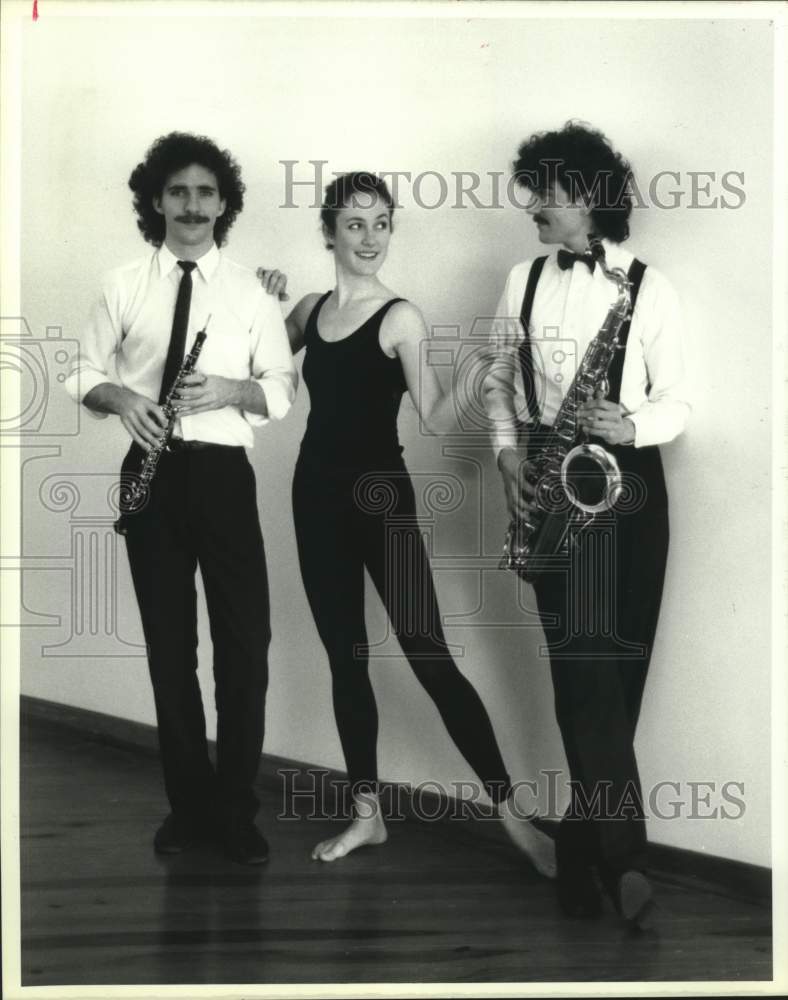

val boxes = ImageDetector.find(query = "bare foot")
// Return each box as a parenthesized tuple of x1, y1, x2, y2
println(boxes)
(311, 792, 388, 862)
(499, 791, 557, 880)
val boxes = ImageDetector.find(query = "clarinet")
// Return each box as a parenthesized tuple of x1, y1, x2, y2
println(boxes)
(114, 317, 210, 535)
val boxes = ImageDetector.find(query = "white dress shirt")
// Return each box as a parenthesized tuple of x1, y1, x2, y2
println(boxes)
(65, 243, 297, 448)
(485, 239, 691, 457)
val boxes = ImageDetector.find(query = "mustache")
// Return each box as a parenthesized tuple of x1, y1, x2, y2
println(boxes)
(533, 214, 548, 224)
(175, 214, 210, 224)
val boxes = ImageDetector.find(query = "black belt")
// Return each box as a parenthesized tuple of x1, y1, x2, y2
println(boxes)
(166, 439, 241, 453)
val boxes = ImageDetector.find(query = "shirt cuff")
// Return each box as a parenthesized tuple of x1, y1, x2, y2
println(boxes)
(64, 369, 112, 420)
(626, 411, 647, 447)
(627, 402, 691, 449)
(247, 374, 295, 426)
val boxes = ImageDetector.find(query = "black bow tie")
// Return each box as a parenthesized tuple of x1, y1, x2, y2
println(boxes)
(557, 249, 596, 273)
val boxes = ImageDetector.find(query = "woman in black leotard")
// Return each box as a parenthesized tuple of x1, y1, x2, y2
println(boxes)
(260, 172, 555, 871)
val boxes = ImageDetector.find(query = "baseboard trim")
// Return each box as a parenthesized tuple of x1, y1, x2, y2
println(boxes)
(20, 695, 771, 906)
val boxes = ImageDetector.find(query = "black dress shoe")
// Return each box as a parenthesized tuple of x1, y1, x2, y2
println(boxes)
(223, 821, 269, 866)
(153, 813, 198, 854)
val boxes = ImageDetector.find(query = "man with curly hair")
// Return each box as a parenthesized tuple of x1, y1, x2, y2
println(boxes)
(485, 122, 691, 926)
(66, 132, 297, 865)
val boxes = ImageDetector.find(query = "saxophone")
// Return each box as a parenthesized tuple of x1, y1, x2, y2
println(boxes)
(500, 238, 631, 582)
(114, 317, 210, 535)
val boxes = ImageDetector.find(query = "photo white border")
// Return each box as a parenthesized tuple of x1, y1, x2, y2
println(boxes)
(1, 1, 785, 998)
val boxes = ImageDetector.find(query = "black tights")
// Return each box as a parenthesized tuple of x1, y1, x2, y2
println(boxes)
(292, 456, 511, 805)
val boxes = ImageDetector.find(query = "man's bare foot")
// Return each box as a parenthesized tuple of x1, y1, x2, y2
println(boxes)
(499, 790, 557, 879)
(311, 792, 388, 862)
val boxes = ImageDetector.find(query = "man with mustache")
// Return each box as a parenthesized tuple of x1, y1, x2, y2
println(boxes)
(485, 121, 691, 926)
(65, 132, 297, 864)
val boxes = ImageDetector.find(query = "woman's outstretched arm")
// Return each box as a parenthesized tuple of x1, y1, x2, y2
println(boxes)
(385, 301, 459, 435)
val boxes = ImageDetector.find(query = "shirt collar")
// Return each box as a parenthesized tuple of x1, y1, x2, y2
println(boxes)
(549, 237, 633, 273)
(157, 242, 221, 283)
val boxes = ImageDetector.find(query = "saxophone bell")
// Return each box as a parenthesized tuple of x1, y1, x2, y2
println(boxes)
(560, 443, 623, 515)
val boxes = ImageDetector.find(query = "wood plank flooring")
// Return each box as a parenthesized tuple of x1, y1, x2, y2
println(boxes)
(19, 716, 772, 986)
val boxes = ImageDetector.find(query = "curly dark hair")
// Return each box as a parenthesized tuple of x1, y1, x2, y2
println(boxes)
(320, 172, 395, 248)
(512, 121, 633, 242)
(127, 132, 245, 247)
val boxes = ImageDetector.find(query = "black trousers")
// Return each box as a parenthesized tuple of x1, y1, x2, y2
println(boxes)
(531, 436, 669, 876)
(292, 452, 512, 804)
(120, 442, 271, 826)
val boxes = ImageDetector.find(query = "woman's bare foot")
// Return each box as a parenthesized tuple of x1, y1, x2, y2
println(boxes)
(499, 788, 557, 879)
(311, 792, 388, 862)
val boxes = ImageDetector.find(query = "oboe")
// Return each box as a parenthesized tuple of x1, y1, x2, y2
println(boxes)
(114, 316, 211, 535)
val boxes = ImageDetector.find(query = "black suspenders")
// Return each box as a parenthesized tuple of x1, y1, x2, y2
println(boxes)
(606, 259, 646, 403)
(517, 256, 548, 426)
(518, 255, 647, 421)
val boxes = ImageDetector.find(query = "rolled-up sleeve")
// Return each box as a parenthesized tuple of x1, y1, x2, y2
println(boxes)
(63, 280, 122, 419)
(247, 291, 298, 426)
(627, 272, 692, 448)
(484, 266, 527, 458)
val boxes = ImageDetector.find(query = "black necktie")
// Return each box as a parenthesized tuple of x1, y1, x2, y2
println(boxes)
(557, 249, 596, 273)
(159, 260, 197, 404)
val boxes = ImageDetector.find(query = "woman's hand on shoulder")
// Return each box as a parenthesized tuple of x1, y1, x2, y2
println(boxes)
(256, 267, 290, 302)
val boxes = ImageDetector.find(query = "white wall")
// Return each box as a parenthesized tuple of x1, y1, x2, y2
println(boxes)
(15, 10, 774, 866)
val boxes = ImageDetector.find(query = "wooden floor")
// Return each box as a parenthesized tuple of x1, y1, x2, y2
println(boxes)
(19, 716, 772, 987)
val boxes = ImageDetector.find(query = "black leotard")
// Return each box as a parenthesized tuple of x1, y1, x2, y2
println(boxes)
(300, 292, 407, 470)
